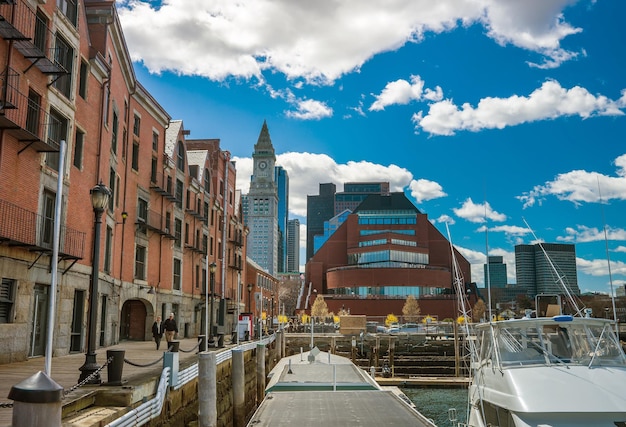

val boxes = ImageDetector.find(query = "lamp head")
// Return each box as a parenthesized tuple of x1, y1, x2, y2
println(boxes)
(247, 283, 253, 292)
(90, 182, 111, 211)
(209, 262, 217, 274)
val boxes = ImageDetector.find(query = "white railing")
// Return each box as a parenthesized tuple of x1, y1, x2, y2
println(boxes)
(106, 333, 276, 426)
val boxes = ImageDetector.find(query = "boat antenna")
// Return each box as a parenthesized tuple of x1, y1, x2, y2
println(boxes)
(522, 218, 584, 317)
(597, 176, 618, 335)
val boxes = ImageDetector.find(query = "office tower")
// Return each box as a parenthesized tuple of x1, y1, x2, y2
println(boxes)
(484, 256, 508, 288)
(306, 183, 336, 261)
(515, 243, 580, 298)
(286, 219, 300, 273)
(275, 166, 289, 273)
(334, 182, 390, 215)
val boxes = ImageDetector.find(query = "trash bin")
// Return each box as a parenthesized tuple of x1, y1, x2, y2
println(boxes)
(106, 349, 125, 386)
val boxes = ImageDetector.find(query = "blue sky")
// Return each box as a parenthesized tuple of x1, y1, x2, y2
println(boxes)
(116, 0, 626, 295)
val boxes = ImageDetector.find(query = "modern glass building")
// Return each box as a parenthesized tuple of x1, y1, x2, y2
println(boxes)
(286, 219, 300, 273)
(275, 166, 289, 273)
(484, 256, 508, 288)
(306, 183, 336, 262)
(515, 243, 580, 298)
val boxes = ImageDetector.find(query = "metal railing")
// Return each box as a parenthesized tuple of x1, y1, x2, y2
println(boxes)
(0, 198, 85, 259)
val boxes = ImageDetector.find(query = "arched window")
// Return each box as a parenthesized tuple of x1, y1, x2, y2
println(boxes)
(204, 168, 211, 193)
(177, 141, 185, 170)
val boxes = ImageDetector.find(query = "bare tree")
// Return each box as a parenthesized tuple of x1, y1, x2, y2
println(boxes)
(402, 295, 421, 322)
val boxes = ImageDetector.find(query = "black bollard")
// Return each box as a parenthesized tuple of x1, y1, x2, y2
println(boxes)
(105, 349, 126, 386)
(170, 340, 180, 352)
(198, 335, 206, 352)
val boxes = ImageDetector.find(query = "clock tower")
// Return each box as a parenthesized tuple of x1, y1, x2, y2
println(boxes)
(246, 121, 279, 275)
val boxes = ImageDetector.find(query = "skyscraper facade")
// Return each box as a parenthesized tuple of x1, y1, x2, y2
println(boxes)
(335, 182, 390, 214)
(306, 183, 336, 261)
(286, 219, 300, 273)
(245, 121, 279, 275)
(484, 255, 508, 288)
(515, 243, 580, 298)
(275, 166, 289, 273)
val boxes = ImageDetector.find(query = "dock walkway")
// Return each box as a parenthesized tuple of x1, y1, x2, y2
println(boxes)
(0, 338, 201, 427)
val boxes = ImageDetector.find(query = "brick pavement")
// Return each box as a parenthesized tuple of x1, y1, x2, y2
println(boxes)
(0, 337, 203, 427)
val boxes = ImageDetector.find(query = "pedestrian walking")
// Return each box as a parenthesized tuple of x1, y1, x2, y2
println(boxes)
(163, 312, 178, 348)
(152, 316, 163, 350)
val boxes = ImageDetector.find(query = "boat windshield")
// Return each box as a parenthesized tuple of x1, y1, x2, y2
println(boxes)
(485, 320, 626, 368)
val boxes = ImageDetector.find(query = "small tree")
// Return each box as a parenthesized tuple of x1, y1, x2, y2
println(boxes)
(402, 295, 421, 322)
(472, 299, 486, 322)
(385, 313, 399, 326)
(311, 294, 329, 320)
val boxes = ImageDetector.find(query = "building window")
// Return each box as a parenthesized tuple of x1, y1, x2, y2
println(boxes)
(34, 11, 47, 52)
(137, 198, 148, 234)
(41, 191, 56, 247)
(78, 60, 87, 99)
(53, 34, 73, 98)
(152, 131, 159, 151)
(0, 279, 16, 323)
(133, 114, 140, 137)
(111, 111, 118, 155)
(73, 129, 84, 169)
(177, 141, 185, 170)
(132, 142, 139, 171)
(175, 179, 183, 209)
(151, 157, 157, 183)
(174, 218, 182, 248)
(57, 0, 77, 26)
(165, 212, 171, 234)
(184, 222, 189, 244)
(173, 259, 181, 290)
(195, 265, 200, 289)
(104, 225, 112, 273)
(26, 89, 41, 136)
(108, 168, 116, 212)
(46, 109, 68, 171)
(135, 245, 146, 280)
(204, 169, 210, 193)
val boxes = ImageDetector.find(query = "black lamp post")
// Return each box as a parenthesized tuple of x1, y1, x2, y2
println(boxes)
(208, 262, 216, 346)
(271, 292, 275, 329)
(79, 183, 111, 384)
(247, 283, 253, 312)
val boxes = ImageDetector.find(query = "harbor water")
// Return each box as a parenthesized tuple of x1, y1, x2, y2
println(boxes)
(402, 387, 468, 427)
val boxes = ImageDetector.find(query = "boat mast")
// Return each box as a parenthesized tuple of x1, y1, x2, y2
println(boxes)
(598, 177, 618, 335)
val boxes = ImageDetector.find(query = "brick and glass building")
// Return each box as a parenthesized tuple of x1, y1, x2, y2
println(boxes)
(305, 192, 472, 319)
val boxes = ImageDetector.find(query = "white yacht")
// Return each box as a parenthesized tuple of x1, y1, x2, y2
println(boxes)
(464, 314, 626, 427)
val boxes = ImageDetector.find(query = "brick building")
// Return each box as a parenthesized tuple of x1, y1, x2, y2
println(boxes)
(0, 0, 246, 364)
(304, 192, 472, 320)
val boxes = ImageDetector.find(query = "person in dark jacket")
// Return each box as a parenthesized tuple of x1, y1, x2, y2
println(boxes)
(152, 316, 163, 350)
(163, 313, 178, 347)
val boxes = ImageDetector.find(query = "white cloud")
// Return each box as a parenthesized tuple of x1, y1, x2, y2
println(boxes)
(285, 99, 333, 120)
(369, 75, 443, 111)
(577, 257, 626, 279)
(413, 80, 626, 136)
(518, 153, 626, 208)
(453, 198, 507, 223)
(408, 178, 447, 203)
(558, 225, 626, 243)
(118, 1, 585, 86)
(434, 214, 455, 225)
(234, 152, 415, 217)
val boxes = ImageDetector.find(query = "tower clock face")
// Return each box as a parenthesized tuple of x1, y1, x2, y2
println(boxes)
(259, 161, 267, 170)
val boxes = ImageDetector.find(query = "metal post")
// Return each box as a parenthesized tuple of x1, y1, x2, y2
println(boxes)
(209, 262, 216, 347)
(79, 183, 110, 384)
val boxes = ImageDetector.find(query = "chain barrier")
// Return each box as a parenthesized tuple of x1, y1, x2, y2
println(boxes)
(63, 356, 113, 398)
(0, 402, 13, 408)
(124, 353, 165, 368)
(179, 340, 201, 353)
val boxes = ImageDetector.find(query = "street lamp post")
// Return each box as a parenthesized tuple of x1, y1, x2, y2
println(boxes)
(270, 292, 274, 331)
(247, 283, 253, 312)
(78, 183, 111, 384)
(208, 262, 216, 347)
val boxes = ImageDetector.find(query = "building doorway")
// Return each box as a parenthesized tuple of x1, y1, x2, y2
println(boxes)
(70, 290, 85, 352)
(119, 300, 147, 340)
(29, 284, 49, 357)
